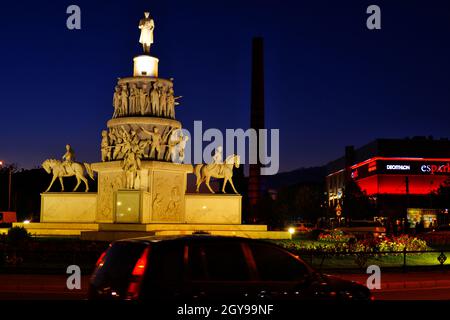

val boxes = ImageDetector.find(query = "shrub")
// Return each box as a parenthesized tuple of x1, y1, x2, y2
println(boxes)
(7, 227, 31, 246)
(271, 234, 428, 255)
(379, 235, 428, 252)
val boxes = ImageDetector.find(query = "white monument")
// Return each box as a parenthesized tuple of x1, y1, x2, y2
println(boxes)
(15, 13, 290, 240)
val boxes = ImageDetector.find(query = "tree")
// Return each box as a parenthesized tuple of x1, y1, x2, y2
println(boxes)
(267, 182, 327, 227)
(342, 180, 376, 220)
(434, 178, 450, 209)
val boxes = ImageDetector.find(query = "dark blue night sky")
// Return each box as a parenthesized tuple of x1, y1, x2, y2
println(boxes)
(1, 0, 450, 173)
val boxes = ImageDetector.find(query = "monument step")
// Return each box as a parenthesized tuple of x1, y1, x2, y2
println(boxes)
(14, 223, 288, 239)
(98, 223, 268, 232)
(80, 231, 156, 242)
(154, 230, 290, 239)
(13, 222, 99, 230)
(80, 230, 290, 241)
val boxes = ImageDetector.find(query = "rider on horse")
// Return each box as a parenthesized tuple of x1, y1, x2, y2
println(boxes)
(209, 146, 224, 176)
(62, 144, 75, 175)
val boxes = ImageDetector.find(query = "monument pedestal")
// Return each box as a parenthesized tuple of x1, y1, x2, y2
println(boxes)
(19, 170, 290, 239)
(185, 194, 241, 224)
(40, 193, 97, 223)
(92, 160, 192, 223)
(19, 162, 290, 239)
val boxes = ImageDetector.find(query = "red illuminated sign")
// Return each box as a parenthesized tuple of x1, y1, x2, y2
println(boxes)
(386, 164, 410, 171)
(368, 161, 377, 172)
(420, 163, 450, 174)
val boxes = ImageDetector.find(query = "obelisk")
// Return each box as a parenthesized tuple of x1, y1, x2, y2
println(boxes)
(248, 37, 265, 222)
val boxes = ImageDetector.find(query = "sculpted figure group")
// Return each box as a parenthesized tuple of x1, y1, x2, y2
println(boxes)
(122, 137, 145, 190)
(101, 126, 188, 163)
(112, 80, 181, 119)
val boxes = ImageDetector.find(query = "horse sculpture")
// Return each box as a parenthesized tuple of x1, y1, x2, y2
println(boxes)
(194, 154, 240, 194)
(42, 159, 95, 192)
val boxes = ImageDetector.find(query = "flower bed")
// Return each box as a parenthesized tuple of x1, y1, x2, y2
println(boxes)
(272, 234, 428, 254)
(270, 235, 434, 269)
(317, 230, 353, 243)
(378, 235, 427, 252)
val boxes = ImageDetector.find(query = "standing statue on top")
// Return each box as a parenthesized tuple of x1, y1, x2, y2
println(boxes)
(139, 12, 155, 54)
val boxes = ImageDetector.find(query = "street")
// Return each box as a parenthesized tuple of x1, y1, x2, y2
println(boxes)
(373, 287, 450, 300)
(0, 273, 449, 300)
(0, 274, 89, 300)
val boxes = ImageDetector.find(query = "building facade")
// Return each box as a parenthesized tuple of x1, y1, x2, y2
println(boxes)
(326, 137, 450, 226)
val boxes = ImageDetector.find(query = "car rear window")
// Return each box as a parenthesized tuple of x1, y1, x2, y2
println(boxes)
(188, 241, 250, 281)
(148, 241, 185, 283)
(139, 240, 186, 298)
(249, 243, 309, 281)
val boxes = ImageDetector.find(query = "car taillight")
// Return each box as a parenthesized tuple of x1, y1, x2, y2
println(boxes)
(126, 247, 150, 300)
(96, 251, 107, 268)
(132, 247, 150, 276)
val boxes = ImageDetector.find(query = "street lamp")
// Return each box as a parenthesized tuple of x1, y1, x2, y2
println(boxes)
(0, 161, 12, 211)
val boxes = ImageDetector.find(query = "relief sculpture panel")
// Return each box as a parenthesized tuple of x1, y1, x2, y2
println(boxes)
(152, 171, 184, 222)
(97, 172, 124, 221)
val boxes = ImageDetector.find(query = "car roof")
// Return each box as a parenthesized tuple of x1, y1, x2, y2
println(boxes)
(116, 234, 268, 245)
(114, 235, 316, 273)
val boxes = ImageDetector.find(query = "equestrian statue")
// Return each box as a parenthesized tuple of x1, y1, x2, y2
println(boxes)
(42, 145, 94, 192)
(194, 147, 240, 194)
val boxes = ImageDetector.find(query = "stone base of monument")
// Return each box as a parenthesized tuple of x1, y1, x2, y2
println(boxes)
(13, 222, 99, 236)
(37, 191, 244, 224)
(79, 224, 290, 241)
(14, 192, 291, 240)
(40, 193, 97, 223)
(13, 222, 290, 240)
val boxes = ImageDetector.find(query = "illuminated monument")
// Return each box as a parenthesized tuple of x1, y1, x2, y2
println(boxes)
(15, 13, 290, 240)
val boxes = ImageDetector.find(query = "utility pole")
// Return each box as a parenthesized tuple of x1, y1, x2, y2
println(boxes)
(0, 161, 12, 211)
(8, 168, 11, 211)
(248, 37, 265, 223)
(405, 176, 410, 220)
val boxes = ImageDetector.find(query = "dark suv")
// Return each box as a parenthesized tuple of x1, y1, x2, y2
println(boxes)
(88, 235, 372, 301)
